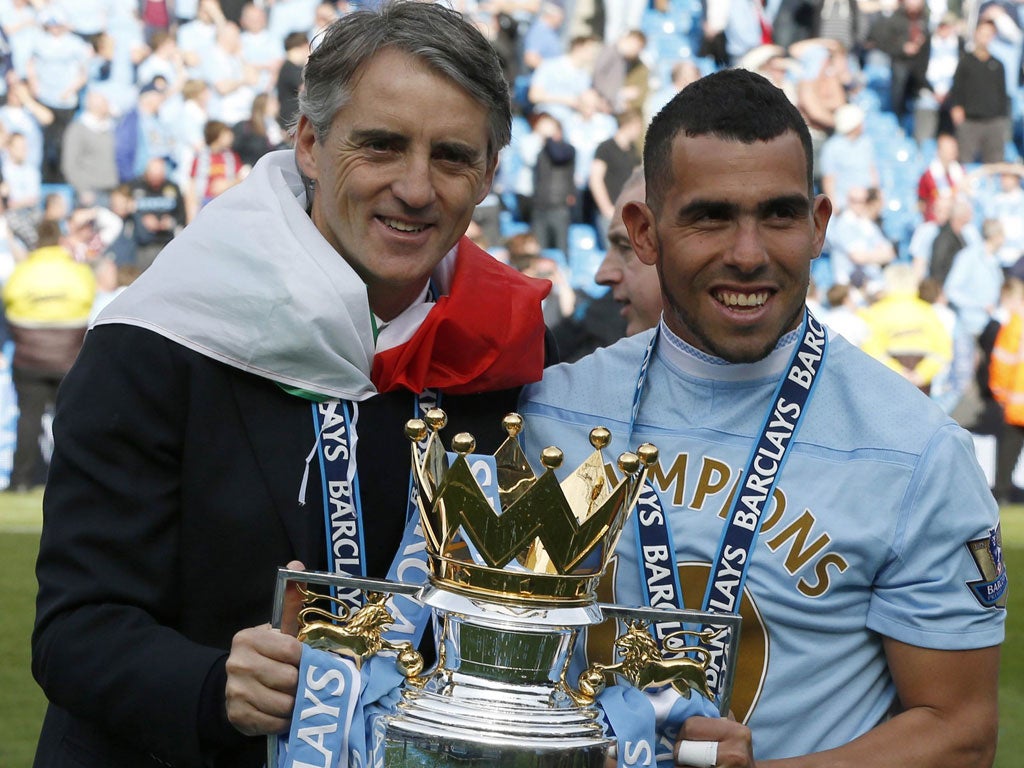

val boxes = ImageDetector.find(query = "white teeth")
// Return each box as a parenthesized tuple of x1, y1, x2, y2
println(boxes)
(717, 292, 768, 307)
(382, 217, 426, 233)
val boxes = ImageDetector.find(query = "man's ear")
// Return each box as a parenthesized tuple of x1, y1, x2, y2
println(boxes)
(622, 201, 659, 267)
(293, 115, 320, 182)
(475, 156, 499, 205)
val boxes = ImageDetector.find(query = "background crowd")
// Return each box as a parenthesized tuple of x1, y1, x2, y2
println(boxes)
(2, 0, 1024, 497)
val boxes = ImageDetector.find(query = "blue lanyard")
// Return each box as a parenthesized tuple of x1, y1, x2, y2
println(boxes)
(629, 310, 828, 695)
(311, 391, 439, 647)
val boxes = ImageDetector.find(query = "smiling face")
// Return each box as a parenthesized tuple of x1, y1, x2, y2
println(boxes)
(295, 48, 497, 321)
(624, 131, 831, 362)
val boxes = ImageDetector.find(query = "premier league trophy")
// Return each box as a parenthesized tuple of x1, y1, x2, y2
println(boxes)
(269, 410, 741, 768)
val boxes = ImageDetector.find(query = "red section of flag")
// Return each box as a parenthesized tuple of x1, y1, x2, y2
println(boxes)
(371, 238, 552, 395)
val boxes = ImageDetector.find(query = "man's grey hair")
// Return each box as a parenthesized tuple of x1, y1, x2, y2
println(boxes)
(297, 1, 512, 161)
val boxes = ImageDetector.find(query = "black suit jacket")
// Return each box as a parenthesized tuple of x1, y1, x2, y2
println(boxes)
(31, 324, 528, 768)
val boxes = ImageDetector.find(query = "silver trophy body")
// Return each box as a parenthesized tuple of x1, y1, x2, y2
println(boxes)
(381, 587, 610, 767)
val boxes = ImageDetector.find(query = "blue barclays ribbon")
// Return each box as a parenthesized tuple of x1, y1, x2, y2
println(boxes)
(700, 310, 827, 619)
(628, 310, 829, 700)
(313, 391, 439, 646)
(598, 683, 721, 767)
(599, 685, 659, 768)
(278, 647, 406, 768)
(278, 645, 360, 768)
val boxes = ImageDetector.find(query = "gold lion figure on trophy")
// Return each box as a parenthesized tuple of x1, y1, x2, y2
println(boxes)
(573, 621, 718, 704)
(295, 588, 423, 678)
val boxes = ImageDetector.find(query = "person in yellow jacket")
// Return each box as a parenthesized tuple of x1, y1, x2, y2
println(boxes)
(859, 262, 954, 394)
(989, 261, 1024, 504)
(1, 219, 94, 491)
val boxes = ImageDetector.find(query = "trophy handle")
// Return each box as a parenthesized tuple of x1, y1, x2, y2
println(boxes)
(598, 604, 742, 718)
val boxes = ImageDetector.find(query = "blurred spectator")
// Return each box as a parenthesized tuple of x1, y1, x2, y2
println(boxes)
(186, 120, 243, 221)
(645, 59, 700, 124)
(592, 29, 649, 114)
(990, 258, 1024, 503)
(137, 31, 188, 96)
(268, 0, 321, 47)
(822, 282, 870, 346)
(819, 103, 879, 210)
(972, 161, 1024, 268)
(793, 39, 851, 145)
(2, 131, 41, 212)
(7, 191, 70, 251)
(26, 9, 91, 183)
(507, 230, 575, 328)
(865, 0, 929, 122)
(2, 219, 94, 492)
(89, 257, 141, 325)
(522, 1, 566, 72)
(63, 207, 109, 264)
(703, 0, 779, 65)
(565, 88, 616, 227)
(276, 31, 310, 130)
(0, 196, 24, 278)
(528, 35, 600, 127)
(826, 185, 896, 291)
(239, 2, 284, 93)
(178, 0, 226, 73)
(529, 112, 576, 255)
(811, 0, 863, 53)
(920, 274, 974, 416)
(115, 79, 175, 184)
(0, 75, 52, 176)
(142, 0, 174, 42)
(167, 78, 212, 188)
(915, 11, 962, 144)
(588, 108, 642, 242)
(1, 0, 40, 76)
(909, 192, 951, 279)
(61, 90, 119, 204)
(130, 156, 186, 271)
(232, 93, 285, 168)
(860, 261, 953, 393)
(949, 18, 1010, 164)
(601, 0, 646, 43)
(201, 22, 259, 125)
(929, 194, 975, 286)
(103, 184, 139, 268)
(310, 2, 341, 40)
(917, 132, 964, 222)
(739, 42, 799, 105)
(944, 217, 1006, 339)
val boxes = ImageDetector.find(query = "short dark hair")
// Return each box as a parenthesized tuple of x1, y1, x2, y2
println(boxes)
(643, 68, 814, 211)
(36, 219, 62, 248)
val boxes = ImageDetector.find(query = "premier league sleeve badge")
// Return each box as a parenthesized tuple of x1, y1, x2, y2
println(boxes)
(966, 525, 1008, 609)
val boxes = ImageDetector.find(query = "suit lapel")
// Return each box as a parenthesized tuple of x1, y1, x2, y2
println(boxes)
(228, 372, 324, 569)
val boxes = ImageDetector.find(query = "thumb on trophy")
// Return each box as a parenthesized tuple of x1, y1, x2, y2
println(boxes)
(280, 560, 307, 637)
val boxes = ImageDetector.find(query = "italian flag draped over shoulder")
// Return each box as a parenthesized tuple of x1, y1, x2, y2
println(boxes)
(95, 150, 550, 399)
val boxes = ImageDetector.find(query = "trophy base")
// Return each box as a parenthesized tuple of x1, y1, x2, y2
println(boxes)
(383, 733, 609, 767)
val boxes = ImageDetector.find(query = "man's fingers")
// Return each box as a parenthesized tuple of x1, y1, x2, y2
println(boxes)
(224, 625, 303, 736)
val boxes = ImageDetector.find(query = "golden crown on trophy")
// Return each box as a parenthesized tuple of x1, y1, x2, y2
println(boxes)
(404, 409, 657, 605)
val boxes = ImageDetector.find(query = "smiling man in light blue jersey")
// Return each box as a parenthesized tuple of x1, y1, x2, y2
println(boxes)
(519, 68, 1004, 767)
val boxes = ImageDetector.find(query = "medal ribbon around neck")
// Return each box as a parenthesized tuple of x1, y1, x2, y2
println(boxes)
(628, 309, 828, 700)
(311, 389, 439, 648)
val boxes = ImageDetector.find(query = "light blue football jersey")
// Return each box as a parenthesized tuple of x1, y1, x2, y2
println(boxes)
(519, 322, 1006, 761)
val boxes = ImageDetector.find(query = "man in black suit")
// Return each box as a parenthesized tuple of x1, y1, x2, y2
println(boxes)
(30, 4, 552, 767)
